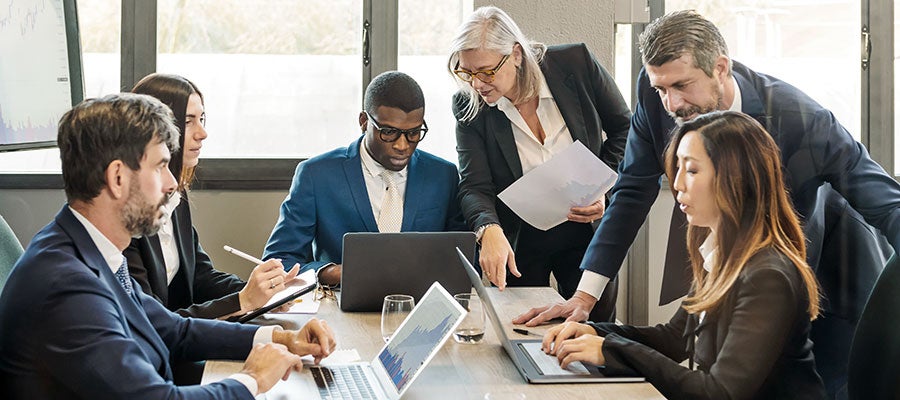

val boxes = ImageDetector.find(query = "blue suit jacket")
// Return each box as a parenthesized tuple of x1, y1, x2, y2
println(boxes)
(0, 206, 258, 399)
(264, 138, 465, 273)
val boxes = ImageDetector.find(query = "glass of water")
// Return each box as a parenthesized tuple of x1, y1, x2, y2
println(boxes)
(453, 292, 485, 344)
(381, 294, 415, 342)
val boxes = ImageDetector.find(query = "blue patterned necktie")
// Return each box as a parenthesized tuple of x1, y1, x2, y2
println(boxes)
(115, 258, 133, 295)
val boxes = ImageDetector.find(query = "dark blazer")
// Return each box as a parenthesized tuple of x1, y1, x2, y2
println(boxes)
(264, 137, 465, 273)
(0, 206, 258, 399)
(591, 249, 826, 400)
(126, 194, 246, 319)
(453, 43, 631, 242)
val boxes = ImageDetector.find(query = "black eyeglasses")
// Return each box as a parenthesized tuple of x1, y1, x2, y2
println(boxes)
(365, 111, 428, 143)
(453, 54, 510, 84)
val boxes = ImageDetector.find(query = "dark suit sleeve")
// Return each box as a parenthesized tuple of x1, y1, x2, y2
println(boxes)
(588, 306, 690, 364)
(580, 44, 630, 171)
(35, 270, 255, 399)
(810, 109, 900, 252)
(453, 94, 501, 231)
(598, 266, 804, 400)
(176, 230, 245, 319)
(443, 162, 468, 231)
(264, 161, 329, 274)
(580, 72, 664, 277)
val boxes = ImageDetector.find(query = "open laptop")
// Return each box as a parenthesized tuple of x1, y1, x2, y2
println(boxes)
(282, 282, 466, 399)
(455, 248, 645, 384)
(338, 232, 475, 311)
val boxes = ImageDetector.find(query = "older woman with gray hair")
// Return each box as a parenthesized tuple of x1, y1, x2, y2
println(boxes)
(448, 6, 630, 322)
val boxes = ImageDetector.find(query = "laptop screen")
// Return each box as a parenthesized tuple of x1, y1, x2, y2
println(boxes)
(375, 283, 465, 393)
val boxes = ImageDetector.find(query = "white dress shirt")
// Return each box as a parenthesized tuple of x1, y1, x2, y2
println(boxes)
(576, 76, 742, 300)
(494, 71, 574, 175)
(360, 141, 408, 221)
(156, 191, 182, 284)
(697, 231, 717, 324)
(69, 206, 276, 396)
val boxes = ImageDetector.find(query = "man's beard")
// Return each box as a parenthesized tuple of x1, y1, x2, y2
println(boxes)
(122, 179, 167, 238)
(668, 83, 725, 125)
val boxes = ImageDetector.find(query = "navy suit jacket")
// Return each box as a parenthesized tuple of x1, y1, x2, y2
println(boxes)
(126, 194, 246, 319)
(582, 61, 900, 315)
(0, 206, 258, 399)
(264, 138, 465, 273)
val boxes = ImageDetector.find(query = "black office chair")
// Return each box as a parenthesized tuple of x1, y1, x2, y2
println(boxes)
(0, 214, 24, 292)
(847, 254, 900, 400)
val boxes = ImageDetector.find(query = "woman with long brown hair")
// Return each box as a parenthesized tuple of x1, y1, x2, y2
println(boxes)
(542, 111, 825, 399)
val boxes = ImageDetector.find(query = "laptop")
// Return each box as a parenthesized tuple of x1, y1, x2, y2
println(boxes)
(338, 232, 475, 311)
(281, 282, 466, 399)
(455, 248, 645, 384)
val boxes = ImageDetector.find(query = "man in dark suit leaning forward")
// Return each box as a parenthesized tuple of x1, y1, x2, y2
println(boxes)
(264, 71, 465, 286)
(0, 93, 336, 399)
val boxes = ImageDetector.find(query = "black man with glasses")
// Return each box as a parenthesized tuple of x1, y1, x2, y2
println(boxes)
(263, 71, 465, 287)
(447, 6, 631, 322)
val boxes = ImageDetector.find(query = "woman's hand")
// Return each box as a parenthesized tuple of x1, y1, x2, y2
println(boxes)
(479, 225, 521, 290)
(555, 334, 606, 368)
(238, 260, 299, 313)
(541, 321, 597, 355)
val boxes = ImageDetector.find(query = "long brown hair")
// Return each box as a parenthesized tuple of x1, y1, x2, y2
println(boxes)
(664, 111, 820, 319)
(131, 73, 204, 191)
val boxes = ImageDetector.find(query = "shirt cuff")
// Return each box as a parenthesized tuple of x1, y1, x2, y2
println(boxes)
(253, 325, 281, 346)
(577, 270, 611, 300)
(227, 374, 258, 397)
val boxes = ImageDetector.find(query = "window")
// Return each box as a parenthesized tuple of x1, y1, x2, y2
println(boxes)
(667, 0, 862, 140)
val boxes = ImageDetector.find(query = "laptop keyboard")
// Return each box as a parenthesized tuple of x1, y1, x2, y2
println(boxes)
(310, 365, 379, 399)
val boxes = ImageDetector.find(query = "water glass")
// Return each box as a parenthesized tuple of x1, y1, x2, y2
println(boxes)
(381, 294, 415, 342)
(453, 292, 485, 344)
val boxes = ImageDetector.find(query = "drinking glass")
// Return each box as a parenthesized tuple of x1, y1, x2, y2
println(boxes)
(453, 292, 485, 344)
(381, 294, 415, 342)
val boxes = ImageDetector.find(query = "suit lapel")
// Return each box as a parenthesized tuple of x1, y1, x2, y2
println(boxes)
(171, 196, 194, 297)
(401, 152, 422, 231)
(344, 139, 378, 231)
(56, 207, 171, 372)
(543, 59, 589, 148)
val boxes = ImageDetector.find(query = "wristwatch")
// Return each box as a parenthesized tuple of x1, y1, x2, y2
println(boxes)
(475, 223, 500, 245)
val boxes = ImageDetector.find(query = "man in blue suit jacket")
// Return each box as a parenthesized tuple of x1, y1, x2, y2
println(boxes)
(0, 94, 335, 399)
(264, 71, 464, 285)
(517, 11, 900, 398)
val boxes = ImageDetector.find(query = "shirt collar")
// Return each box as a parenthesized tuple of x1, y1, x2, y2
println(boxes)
(699, 231, 717, 273)
(493, 68, 553, 112)
(359, 139, 407, 179)
(68, 206, 126, 275)
(729, 75, 742, 112)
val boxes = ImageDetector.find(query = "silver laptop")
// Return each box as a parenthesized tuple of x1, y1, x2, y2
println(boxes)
(279, 282, 465, 399)
(338, 232, 475, 311)
(455, 248, 645, 384)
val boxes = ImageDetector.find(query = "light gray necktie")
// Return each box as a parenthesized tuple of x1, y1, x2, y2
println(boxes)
(377, 171, 403, 233)
(115, 258, 133, 295)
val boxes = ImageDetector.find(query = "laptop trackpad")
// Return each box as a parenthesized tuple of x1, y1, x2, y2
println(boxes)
(519, 342, 591, 375)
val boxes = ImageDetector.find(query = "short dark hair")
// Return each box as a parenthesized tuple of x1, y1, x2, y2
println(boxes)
(131, 73, 203, 189)
(363, 71, 424, 114)
(58, 93, 180, 203)
(638, 10, 730, 77)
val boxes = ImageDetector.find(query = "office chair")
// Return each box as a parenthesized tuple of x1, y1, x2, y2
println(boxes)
(847, 254, 900, 400)
(0, 214, 24, 291)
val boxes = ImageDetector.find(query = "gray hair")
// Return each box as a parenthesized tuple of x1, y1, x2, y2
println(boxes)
(447, 6, 547, 122)
(638, 10, 731, 77)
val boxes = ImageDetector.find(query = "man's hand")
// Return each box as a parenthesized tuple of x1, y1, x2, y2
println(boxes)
(541, 321, 596, 356)
(273, 318, 336, 364)
(568, 200, 605, 224)
(512, 290, 597, 327)
(240, 343, 303, 394)
(317, 264, 342, 287)
(239, 260, 300, 313)
(479, 225, 520, 290)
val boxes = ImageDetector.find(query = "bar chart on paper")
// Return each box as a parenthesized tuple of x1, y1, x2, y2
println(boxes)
(376, 295, 458, 392)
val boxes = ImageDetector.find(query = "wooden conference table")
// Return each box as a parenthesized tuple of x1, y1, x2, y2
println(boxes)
(202, 287, 663, 400)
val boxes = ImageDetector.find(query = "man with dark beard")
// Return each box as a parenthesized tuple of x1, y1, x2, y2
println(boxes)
(515, 10, 900, 399)
(0, 94, 336, 399)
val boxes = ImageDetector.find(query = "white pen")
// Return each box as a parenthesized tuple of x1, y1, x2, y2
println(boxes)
(223, 245, 265, 265)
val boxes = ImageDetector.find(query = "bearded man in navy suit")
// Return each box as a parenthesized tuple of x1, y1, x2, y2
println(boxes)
(0, 93, 336, 399)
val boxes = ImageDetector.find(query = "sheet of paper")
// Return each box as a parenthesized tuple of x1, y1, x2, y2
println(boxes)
(282, 290, 320, 314)
(497, 140, 617, 230)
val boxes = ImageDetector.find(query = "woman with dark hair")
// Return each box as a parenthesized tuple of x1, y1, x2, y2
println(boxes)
(448, 6, 631, 322)
(542, 111, 826, 399)
(125, 73, 298, 321)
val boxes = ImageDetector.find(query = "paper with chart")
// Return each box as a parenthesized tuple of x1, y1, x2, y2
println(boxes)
(498, 140, 617, 231)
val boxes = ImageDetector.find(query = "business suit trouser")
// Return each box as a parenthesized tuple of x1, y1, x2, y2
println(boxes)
(507, 221, 617, 323)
